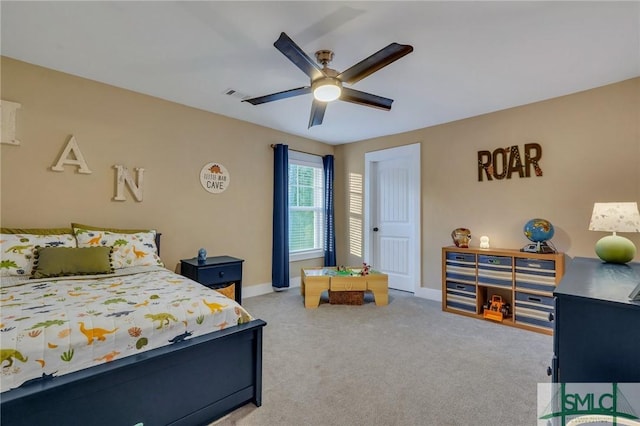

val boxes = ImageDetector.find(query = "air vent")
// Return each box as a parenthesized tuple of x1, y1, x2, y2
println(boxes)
(223, 88, 250, 100)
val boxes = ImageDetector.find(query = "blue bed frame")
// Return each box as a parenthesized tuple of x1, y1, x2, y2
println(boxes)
(0, 234, 267, 425)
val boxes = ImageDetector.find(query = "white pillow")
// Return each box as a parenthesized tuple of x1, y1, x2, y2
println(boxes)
(73, 227, 164, 269)
(1, 232, 77, 276)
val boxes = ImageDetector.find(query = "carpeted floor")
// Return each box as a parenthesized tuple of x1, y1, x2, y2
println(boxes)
(213, 288, 552, 425)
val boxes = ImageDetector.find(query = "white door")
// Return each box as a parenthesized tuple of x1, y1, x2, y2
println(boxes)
(365, 144, 420, 293)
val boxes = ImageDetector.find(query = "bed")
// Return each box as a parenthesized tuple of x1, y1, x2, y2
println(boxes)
(0, 226, 266, 425)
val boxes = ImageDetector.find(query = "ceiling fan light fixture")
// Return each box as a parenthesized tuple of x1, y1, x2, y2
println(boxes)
(312, 77, 342, 102)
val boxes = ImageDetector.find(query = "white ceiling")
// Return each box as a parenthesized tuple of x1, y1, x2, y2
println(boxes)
(2, 1, 639, 145)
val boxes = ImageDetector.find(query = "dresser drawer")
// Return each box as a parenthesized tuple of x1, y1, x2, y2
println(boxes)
(196, 264, 242, 286)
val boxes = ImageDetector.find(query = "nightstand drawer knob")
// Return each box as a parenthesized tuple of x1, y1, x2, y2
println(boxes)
(219, 271, 225, 278)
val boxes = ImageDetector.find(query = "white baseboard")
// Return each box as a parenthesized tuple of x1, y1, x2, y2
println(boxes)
(414, 286, 442, 302)
(243, 276, 301, 299)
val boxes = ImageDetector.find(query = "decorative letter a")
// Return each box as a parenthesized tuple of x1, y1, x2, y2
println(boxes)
(51, 135, 92, 174)
(113, 165, 144, 202)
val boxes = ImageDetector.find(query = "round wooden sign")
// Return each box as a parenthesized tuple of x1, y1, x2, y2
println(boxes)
(200, 162, 230, 193)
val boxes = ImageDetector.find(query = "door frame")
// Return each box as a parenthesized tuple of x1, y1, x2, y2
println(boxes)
(364, 143, 421, 293)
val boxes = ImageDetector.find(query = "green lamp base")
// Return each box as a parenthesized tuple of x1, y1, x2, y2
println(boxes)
(594, 235, 637, 264)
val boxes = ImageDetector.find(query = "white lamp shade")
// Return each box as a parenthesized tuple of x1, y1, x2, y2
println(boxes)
(588, 202, 640, 233)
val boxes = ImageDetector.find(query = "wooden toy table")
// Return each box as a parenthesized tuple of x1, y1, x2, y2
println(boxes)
(300, 267, 388, 308)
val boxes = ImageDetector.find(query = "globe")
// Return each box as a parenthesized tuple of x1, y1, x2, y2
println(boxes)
(523, 218, 555, 243)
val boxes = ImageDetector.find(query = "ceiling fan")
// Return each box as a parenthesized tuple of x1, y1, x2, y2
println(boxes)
(243, 32, 414, 128)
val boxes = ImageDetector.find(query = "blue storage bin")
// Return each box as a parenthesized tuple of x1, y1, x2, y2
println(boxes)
(446, 281, 476, 294)
(446, 252, 476, 264)
(478, 255, 513, 267)
(477, 255, 512, 288)
(515, 258, 555, 271)
(514, 291, 555, 330)
(445, 252, 476, 284)
(445, 281, 476, 313)
(515, 258, 556, 293)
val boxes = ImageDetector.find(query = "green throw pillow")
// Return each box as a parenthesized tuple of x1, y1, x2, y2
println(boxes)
(32, 246, 114, 279)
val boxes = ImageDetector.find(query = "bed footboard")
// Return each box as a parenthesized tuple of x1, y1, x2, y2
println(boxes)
(1, 319, 266, 426)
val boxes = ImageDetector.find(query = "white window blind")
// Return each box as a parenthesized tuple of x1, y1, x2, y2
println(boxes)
(289, 151, 324, 261)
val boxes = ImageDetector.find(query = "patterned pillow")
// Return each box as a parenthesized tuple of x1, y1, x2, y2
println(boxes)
(73, 227, 163, 269)
(0, 230, 77, 276)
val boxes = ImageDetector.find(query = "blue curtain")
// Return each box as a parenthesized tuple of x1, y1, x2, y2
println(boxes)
(272, 144, 290, 289)
(323, 155, 337, 266)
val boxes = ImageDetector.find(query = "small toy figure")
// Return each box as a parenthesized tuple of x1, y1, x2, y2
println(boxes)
(197, 248, 207, 263)
(360, 263, 370, 276)
(480, 236, 490, 249)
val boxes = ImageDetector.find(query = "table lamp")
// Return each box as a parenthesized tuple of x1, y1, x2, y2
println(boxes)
(588, 202, 640, 264)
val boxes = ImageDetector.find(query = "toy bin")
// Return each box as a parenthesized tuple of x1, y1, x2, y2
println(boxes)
(514, 291, 555, 330)
(477, 255, 512, 288)
(515, 258, 557, 293)
(445, 281, 477, 313)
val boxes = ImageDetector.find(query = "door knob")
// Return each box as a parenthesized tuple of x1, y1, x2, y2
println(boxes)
(373, 227, 379, 232)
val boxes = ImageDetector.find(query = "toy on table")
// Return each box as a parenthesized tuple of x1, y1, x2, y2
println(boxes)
(335, 263, 371, 276)
(360, 263, 370, 276)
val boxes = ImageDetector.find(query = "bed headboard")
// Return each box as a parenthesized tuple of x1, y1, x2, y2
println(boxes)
(155, 232, 162, 256)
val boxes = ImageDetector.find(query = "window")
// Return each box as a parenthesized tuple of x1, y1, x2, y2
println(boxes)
(289, 151, 324, 261)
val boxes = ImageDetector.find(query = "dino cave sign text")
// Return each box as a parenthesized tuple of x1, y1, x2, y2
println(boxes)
(200, 162, 230, 194)
(477, 143, 543, 182)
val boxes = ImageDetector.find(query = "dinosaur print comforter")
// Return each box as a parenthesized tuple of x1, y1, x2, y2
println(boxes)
(0, 266, 253, 393)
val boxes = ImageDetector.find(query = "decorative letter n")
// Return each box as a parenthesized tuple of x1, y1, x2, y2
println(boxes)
(113, 165, 144, 202)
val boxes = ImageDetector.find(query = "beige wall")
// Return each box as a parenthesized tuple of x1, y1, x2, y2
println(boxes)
(335, 77, 640, 291)
(0, 57, 333, 289)
(3, 57, 639, 295)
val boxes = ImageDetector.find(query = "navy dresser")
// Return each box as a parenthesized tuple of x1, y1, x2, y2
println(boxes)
(551, 257, 640, 382)
(181, 256, 244, 304)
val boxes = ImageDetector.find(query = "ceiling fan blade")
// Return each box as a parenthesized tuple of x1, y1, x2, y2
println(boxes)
(308, 99, 327, 128)
(337, 42, 413, 85)
(340, 87, 393, 110)
(274, 32, 324, 81)
(243, 86, 311, 105)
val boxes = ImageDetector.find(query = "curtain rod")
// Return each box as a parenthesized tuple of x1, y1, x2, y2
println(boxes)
(270, 144, 326, 157)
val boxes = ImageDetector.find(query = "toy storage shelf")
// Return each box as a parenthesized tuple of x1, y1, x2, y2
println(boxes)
(442, 246, 565, 335)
